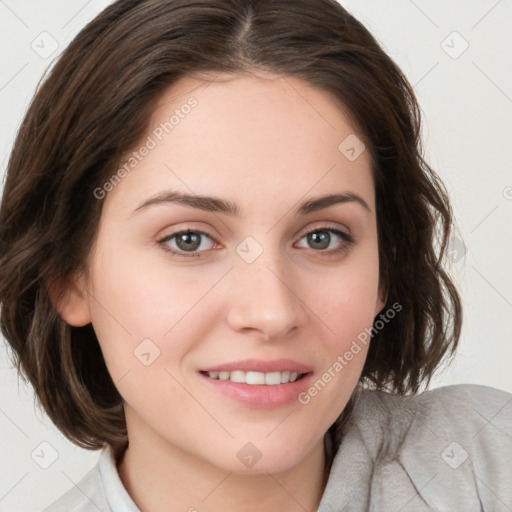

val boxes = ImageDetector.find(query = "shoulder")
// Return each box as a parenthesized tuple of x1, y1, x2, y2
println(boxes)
(349, 384, 512, 510)
(351, 383, 512, 466)
(42, 453, 111, 512)
(354, 382, 512, 437)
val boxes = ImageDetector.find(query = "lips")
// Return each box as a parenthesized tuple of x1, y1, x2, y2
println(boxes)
(198, 371, 314, 409)
(199, 358, 313, 374)
(197, 358, 314, 408)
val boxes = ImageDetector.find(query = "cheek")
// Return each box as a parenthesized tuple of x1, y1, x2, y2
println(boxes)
(312, 246, 381, 346)
(329, 279, 379, 351)
(304, 243, 380, 395)
(85, 243, 219, 380)
(295, 275, 377, 430)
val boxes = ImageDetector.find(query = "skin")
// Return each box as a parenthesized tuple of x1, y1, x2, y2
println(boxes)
(56, 70, 385, 512)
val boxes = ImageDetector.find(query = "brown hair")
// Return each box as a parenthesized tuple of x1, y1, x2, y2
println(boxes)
(0, 0, 462, 452)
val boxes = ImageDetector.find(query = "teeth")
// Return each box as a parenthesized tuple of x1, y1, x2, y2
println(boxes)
(206, 370, 303, 385)
(246, 371, 265, 385)
(230, 370, 245, 383)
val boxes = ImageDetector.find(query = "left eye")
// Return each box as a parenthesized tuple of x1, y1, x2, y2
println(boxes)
(296, 228, 353, 252)
(157, 227, 354, 259)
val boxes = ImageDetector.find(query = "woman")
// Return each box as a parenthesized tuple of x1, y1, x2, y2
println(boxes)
(1, 1, 510, 510)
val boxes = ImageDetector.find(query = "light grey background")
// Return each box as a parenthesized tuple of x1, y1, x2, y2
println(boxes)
(1, 1, 511, 510)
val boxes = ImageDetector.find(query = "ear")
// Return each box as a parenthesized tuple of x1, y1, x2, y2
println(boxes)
(47, 273, 92, 327)
(374, 281, 388, 317)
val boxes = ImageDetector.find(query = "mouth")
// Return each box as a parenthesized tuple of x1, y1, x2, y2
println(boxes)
(198, 369, 314, 408)
(199, 370, 310, 385)
(197, 358, 314, 408)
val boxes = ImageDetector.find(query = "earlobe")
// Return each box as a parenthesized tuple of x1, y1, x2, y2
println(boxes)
(47, 274, 92, 327)
(375, 284, 388, 316)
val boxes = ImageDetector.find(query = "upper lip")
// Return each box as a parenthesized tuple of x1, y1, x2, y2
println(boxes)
(199, 358, 313, 374)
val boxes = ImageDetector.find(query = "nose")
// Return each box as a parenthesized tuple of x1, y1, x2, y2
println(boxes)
(226, 247, 306, 341)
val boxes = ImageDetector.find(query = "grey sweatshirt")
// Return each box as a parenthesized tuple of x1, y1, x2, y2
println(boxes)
(42, 384, 512, 511)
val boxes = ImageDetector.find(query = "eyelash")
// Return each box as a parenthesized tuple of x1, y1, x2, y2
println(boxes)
(157, 226, 355, 260)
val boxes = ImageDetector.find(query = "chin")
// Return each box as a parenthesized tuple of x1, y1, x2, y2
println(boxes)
(205, 435, 319, 475)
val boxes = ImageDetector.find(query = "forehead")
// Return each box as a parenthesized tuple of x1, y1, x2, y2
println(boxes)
(105, 71, 374, 217)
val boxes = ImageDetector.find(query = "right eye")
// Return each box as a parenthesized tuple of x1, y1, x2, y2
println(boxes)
(157, 229, 218, 259)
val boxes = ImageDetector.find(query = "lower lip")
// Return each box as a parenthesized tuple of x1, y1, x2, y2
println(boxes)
(198, 372, 314, 409)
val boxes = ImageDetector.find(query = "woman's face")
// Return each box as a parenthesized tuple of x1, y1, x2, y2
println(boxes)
(68, 71, 384, 473)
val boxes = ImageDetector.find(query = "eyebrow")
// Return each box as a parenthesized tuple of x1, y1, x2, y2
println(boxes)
(132, 189, 371, 216)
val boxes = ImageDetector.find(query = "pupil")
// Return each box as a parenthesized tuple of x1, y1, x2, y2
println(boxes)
(178, 232, 200, 251)
(309, 231, 329, 250)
